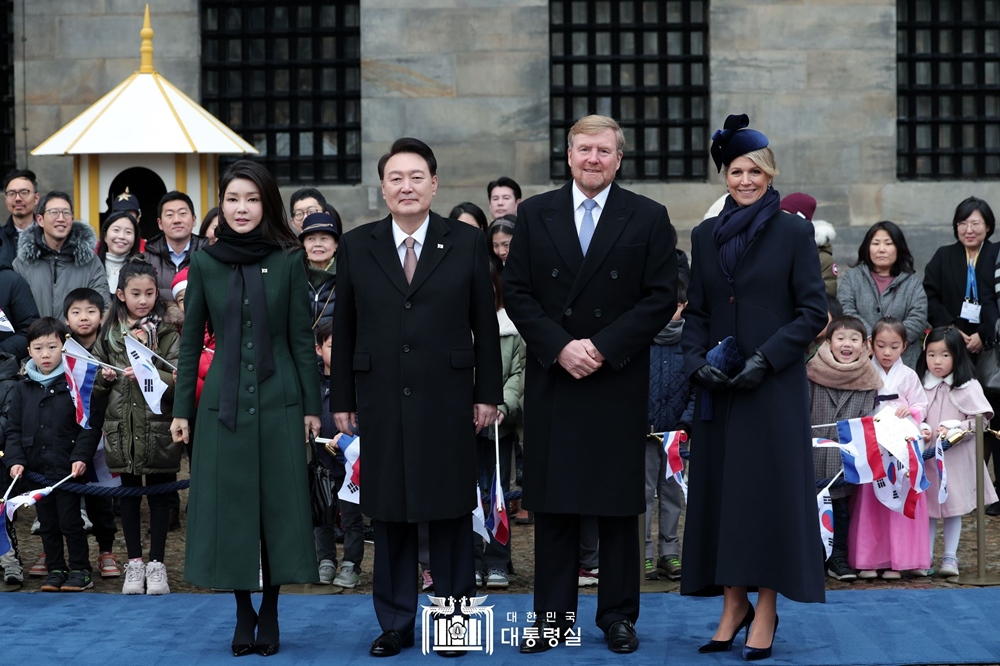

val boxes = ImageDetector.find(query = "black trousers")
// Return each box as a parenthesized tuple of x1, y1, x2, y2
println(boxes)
(36, 489, 90, 572)
(373, 515, 475, 634)
(831, 496, 851, 558)
(533, 512, 640, 633)
(120, 472, 175, 562)
(85, 495, 117, 553)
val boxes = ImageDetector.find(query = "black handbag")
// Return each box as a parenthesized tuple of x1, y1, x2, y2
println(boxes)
(307, 436, 337, 526)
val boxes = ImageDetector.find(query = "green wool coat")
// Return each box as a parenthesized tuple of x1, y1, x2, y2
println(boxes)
(174, 247, 322, 590)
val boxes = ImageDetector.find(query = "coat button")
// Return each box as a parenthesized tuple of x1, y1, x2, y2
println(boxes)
(249, 407, 256, 415)
(564, 308, 572, 316)
(403, 388, 411, 396)
(594, 309, 602, 318)
(610, 270, 618, 279)
(248, 386, 255, 393)
(244, 298, 250, 306)
(404, 301, 412, 309)
(247, 363, 254, 371)
(245, 320, 252, 327)
(402, 344, 410, 353)
(247, 341, 254, 349)
(728, 296, 734, 304)
(551, 269, 559, 277)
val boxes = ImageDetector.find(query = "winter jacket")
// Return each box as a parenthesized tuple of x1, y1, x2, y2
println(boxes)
(812, 219, 838, 299)
(4, 373, 103, 480)
(495, 308, 525, 440)
(838, 266, 928, 368)
(93, 308, 182, 475)
(0, 216, 21, 267)
(648, 319, 695, 434)
(143, 233, 211, 303)
(0, 255, 40, 361)
(306, 260, 336, 329)
(13, 222, 107, 318)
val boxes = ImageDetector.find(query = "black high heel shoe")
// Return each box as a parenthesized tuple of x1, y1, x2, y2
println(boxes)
(231, 610, 257, 657)
(742, 614, 779, 661)
(698, 604, 755, 653)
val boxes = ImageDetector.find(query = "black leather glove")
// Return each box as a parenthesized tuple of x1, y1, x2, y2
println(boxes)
(727, 350, 770, 391)
(693, 364, 730, 390)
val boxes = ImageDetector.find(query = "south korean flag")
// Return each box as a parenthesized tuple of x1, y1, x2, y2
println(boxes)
(124, 335, 169, 414)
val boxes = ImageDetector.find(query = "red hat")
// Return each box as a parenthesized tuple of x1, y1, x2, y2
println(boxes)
(171, 267, 189, 301)
(780, 192, 817, 221)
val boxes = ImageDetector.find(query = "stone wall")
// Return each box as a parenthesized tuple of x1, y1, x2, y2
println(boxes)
(14, 0, 200, 203)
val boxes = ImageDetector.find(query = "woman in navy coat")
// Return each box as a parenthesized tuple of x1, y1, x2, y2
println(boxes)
(681, 115, 828, 661)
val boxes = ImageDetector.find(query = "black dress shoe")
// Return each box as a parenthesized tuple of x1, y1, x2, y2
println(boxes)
(370, 630, 415, 657)
(231, 644, 254, 657)
(254, 643, 279, 657)
(986, 501, 1000, 516)
(742, 614, 779, 661)
(699, 604, 755, 653)
(607, 619, 639, 654)
(518, 622, 566, 654)
(436, 648, 466, 658)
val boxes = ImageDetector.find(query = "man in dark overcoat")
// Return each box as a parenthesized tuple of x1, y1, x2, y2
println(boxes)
(503, 114, 677, 654)
(331, 137, 503, 658)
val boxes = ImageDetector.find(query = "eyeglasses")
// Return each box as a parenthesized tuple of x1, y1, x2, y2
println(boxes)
(958, 220, 986, 230)
(44, 209, 73, 219)
(4, 189, 33, 200)
(291, 207, 323, 221)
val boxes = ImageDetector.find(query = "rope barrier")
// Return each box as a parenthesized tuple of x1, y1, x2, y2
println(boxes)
(22, 470, 189, 496)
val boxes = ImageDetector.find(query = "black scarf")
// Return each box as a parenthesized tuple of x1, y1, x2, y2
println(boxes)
(205, 218, 276, 431)
(712, 186, 780, 281)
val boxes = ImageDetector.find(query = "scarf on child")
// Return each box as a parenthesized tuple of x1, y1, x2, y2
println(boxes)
(806, 341, 883, 391)
(106, 314, 162, 355)
(25, 358, 67, 387)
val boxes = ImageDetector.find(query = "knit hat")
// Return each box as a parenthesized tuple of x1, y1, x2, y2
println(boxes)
(171, 267, 188, 300)
(710, 114, 769, 173)
(780, 192, 817, 221)
(298, 212, 340, 240)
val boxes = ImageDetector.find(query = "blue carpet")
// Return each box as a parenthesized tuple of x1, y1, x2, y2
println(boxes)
(2, 589, 999, 665)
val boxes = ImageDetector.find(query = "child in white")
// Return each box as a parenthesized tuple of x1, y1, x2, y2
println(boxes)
(921, 326, 997, 577)
(848, 319, 928, 579)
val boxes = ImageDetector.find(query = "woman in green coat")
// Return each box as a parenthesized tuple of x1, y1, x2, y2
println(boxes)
(171, 160, 321, 657)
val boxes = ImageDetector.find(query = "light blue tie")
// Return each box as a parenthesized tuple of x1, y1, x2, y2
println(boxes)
(579, 198, 597, 255)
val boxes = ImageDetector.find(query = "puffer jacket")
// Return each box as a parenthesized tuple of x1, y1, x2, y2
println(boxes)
(143, 233, 211, 303)
(496, 308, 525, 439)
(13, 221, 107, 318)
(648, 319, 695, 433)
(813, 219, 838, 299)
(93, 307, 182, 475)
(3, 372, 103, 480)
(306, 260, 336, 329)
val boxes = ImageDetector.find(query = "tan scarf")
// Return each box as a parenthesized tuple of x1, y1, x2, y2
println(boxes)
(806, 341, 883, 391)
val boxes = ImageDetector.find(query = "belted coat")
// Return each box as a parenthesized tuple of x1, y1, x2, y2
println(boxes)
(330, 213, 503, 523)
(503, 181, 677, 516)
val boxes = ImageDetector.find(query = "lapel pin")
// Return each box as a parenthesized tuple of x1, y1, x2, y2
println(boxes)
(261, 268, 268, 273)
(437, 244, 444, 249)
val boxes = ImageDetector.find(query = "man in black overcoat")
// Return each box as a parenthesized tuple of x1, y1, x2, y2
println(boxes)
(331, 138, 503, 657)
(503, 115, 677, 653)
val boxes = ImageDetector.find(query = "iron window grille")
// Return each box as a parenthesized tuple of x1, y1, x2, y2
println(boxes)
(201, 1, 361, 184)
(550, 0, 709, 181)
(0, 0, 15, 175)
(897, 0, 1000, 179)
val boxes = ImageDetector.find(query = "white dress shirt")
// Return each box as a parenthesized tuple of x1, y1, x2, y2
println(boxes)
(391, 216, 430, 266)
(571, 182, 612, 235)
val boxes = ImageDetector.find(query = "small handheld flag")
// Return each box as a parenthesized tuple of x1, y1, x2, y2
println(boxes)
(124, 336, 169, 415)
(837, 417, 886, 484)
(935, 436, 949, 505)
(484, 468, 509, 545)
(337, 434, 361, 504)
(472, 483, 490, 544)
(817, 470, 842, 560)
(662, 430, 688, 501)
(0, 307, 13, 333)
(85, 436, 121, 488)
(63, 338, 99, 429)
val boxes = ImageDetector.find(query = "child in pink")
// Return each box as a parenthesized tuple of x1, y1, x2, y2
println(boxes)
(848, 319, 929, 579)
(921, 326, 997, 578)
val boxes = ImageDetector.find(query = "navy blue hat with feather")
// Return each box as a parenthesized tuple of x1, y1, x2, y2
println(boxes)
(710, 114, 769, 173)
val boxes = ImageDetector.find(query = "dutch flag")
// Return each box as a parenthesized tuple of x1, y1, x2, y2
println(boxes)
(837, 416, 886, 485)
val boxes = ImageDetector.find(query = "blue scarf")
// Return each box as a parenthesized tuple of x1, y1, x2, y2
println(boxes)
(25, 358, 67, 387)
(712, 187, 780, 281)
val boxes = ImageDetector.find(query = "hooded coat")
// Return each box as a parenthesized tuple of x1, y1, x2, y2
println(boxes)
(681, 210, 828, 604)
(13, 222, 107, 318)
